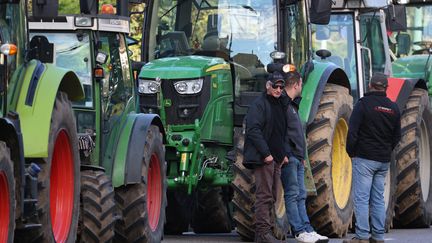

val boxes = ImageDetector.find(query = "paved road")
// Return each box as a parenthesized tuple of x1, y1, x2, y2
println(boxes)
(163, 228, 432, 243)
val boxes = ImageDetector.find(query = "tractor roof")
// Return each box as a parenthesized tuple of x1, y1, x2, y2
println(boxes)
(28, 15, 129, 34)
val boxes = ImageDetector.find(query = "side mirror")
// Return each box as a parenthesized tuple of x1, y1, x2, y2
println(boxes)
(386, 5, 407, 32)
(396, 33, 411, 56)
(29, 35, 54, 63)
(310, 0, 332, 25)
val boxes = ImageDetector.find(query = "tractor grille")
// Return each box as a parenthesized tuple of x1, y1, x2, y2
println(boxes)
(139, 76, 211, 125)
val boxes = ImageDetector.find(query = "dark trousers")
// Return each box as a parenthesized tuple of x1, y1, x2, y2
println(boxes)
(254, 161, 281, 235)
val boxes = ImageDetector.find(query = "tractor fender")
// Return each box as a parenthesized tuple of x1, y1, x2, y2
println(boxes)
(300, 61, 351, 125)
(0, 115, 25, 219)
(386, 77, 428, 111)
(111, 113, 165, 187)
(16, 60, 84, 158)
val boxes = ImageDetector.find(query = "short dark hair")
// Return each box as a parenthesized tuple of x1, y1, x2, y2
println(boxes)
(285, 71, 301, 87)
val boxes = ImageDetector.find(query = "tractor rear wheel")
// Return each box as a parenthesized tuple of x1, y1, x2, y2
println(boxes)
(0, 142, 15, 243)
(191, 187, 232, 233)
(15, 92, 81, 243)
(77, 170, 115, 243)
(232, 127, 289, 241)
(394, 88, 432, 228)
(384, 155, 397, 231)
(114, 125, 167, 243)
(306, 83, 353, 237)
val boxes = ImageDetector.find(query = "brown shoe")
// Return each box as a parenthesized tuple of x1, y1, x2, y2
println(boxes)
(255, 232, 280, 243)
(342, 237, 369, 243)
(369, 238, 384, 243)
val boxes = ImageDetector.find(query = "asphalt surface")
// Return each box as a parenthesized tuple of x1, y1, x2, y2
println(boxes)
(163, 228, 432, 243)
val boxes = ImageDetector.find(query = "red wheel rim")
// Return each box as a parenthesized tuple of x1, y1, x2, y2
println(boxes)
(50, 130, 74, 243)
(0, 171, 10, 243)
(147, 153, 162, 231)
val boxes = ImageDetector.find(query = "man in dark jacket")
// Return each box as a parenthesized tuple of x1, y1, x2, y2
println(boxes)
(281, 71, 327, 243)
(344, 73, 401, 243)
(243, 71, 287, 243)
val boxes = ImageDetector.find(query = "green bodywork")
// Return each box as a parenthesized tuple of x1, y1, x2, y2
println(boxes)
(140, 56, 233, 193)
(9, 61, 83, 157)
(392, 55, 432, 95)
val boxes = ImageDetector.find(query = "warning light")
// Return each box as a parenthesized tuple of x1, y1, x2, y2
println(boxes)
(101, 4, 115, 14)
(0, 44, 17, 56)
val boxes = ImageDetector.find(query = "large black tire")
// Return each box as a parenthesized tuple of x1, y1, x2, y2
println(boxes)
(394, 88, 432, 228)
(232, 127, 289, 241)
(306, 84, 353, 237)
(384, 154, 397, 231)
(164, 190, 191, 235)
(191, 187, 232, 233)
(15, 92, 81, 243)
(0, 142, 15, 243)
(77, 170, 115, 243)
(114, 125, 167, 243)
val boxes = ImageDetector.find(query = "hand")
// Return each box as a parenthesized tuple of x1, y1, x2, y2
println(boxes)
(302, 160, 306, 166)
(281, 156, 289, 167)
(264, 155, 274, 164)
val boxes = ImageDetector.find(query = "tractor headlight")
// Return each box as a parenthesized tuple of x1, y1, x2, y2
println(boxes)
(173, 78, 203, 94)
(138, 78, 161, 94)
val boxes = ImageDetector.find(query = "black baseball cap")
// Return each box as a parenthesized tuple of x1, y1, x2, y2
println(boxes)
(370, 72, 388, 88)
(268, 71, 286, 85)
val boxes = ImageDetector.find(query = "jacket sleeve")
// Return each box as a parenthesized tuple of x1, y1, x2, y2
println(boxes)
(346, 101, 364, 157)
(284, 111, 294, 158)
(245, 101, 271, 158)
(392, 105, 402, 150)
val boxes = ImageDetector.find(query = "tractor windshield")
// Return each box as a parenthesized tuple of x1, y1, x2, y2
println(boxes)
(312, 13, 359, 101)
(149, 0, 277, 70)
(396, 5, 432, 56)
(30, 32, 93, 108)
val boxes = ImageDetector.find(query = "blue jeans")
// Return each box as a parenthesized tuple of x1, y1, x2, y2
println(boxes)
(281, 156, 314, 235)
(353, 157, 389, 241)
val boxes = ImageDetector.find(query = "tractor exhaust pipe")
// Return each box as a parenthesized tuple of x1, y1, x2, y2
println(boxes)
(116, 0, 129, 17)
(80, 0, 99, 15)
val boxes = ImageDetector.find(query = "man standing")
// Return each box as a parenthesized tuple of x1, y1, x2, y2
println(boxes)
(345, 73, 401, 243)
(243, 71, 287, 243)
(281, 71, 328, 243)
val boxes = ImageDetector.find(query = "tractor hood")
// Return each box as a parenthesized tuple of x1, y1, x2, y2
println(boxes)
(139, 56, 227, 79)
(392, 55, 430, 79)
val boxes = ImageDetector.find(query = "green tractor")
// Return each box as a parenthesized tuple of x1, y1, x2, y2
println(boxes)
(137, 0, 354, 239)
(28, 0, 167, 242)
(0, 0, 84, 242)
(389, 0, 432, 227)
(311, 0, 432, 230)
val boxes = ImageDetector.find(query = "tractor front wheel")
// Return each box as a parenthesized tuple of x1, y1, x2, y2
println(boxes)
(232, 127, 289, 241)
(15, 92, 81, 243)
(0, 142, 15, 243)
(114, 125, 167, 243)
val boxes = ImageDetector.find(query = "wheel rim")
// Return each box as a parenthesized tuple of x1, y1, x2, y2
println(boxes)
(147, 153, 162, 232)
(384, 168, 391, 210)
(332, 118, 352, 209)
(419, 118, 431, 201)
(0, 171, 10, 243)
(50, 130, 74, 243)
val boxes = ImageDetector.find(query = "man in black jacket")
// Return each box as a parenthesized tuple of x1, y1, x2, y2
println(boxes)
(344, 73, 401, 243)
(243, 71, 287, 243)
(281, 71, 327, 243)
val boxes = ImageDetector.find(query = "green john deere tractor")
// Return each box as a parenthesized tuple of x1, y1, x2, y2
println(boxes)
(28, 0, 167, 242)
(137, 0, 354, 239)
(0, 0, 84, 242)
(311, 0, 432, 230)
